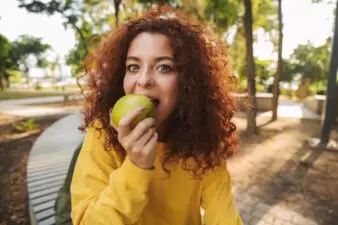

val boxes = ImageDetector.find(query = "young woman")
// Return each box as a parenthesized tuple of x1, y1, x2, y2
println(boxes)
(71, 5, 242, 225)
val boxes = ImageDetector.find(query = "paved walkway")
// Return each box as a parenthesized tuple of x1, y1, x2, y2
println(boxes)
(0, 96, 82, 117)
(0, 96, 321, 120)
(236, 99, 320, 120)
(259, 99, 320, 120)
(234, 190, 318, 225)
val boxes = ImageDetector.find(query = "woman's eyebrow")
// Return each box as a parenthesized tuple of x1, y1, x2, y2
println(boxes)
(126, 56, 140, 62)
(155, 56, 175, 63)
(126, 56, 175, 62)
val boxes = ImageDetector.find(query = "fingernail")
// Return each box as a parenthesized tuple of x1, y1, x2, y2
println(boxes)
(138, 107, 145, 111)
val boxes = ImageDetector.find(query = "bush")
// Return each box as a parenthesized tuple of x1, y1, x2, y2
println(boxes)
(35, 82, 42, 90)
(12, 119, 37, 133)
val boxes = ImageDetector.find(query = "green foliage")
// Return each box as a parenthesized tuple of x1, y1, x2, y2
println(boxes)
(252, 0, 278, 32)
(65, 20, 100, 75)
(12, 119, 37, 133)
(280, 59, 296, 82)
(204, 0, 240, 33)
(0, 34, 12, 89)
(229, 0, 278, 82)
(35, 81, 42, 90)
(138, 0, 178, 5)
(255, 58, 274, 85)
(10, 35, 51, 83)
(18, 0, 113, 76)
(0, 33, 52, 89)
(290, 38, 331, 84)
(0, 34, 11, 60)
(12, 35, 50, 57)
(8, 69, 24, 84)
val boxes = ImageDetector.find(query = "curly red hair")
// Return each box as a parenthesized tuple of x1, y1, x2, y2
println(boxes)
(79, 5, 238, 178)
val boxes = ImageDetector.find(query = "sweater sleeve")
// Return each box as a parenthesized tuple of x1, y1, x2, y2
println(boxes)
(201, 161, 243, 225)
(70, 126, 154, 225)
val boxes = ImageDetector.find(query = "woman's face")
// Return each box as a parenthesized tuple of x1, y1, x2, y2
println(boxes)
(123, 32, 179, 129)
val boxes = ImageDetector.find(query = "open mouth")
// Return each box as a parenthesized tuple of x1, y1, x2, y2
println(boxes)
(150, 98, 160, 108)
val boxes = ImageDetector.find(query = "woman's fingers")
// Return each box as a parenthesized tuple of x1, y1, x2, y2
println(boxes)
(143, 132, 158, 153)
(109, 107, 158, 169)
(117, 107, 145, 137)
(135, 127, 155, 147)
(127, 117, 155, 142)
(120, 118, 155, 150)
(128, 131, 158, 170)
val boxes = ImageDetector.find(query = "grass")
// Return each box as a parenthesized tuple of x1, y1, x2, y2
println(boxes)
(0, 89, 78, 100)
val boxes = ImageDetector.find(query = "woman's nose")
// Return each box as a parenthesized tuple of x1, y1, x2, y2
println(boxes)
(137, 69, 155, 87)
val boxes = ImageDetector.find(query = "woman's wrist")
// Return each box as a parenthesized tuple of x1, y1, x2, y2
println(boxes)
(128, 156, 155, 170)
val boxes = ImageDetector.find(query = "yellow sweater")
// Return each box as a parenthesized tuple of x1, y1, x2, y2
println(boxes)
(70, 126, 243, 225)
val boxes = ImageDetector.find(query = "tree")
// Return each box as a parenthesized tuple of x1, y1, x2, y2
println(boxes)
(244, 0, 258, 134)
(229, 0, 278, 89)
(0, 34, 12, 90)
(255, 58, 274, 87)
(290, 38, 331, 90)
(18, 0, 90, 49)
(11, 35, 51, 85)
(279, 59, 296, 82)
(320, 0, 338, 145)
(271, 0, 283, 121)
(18, 0, 125, 76)
(203, 0, 240, 33)
(113, 0, 122, 27)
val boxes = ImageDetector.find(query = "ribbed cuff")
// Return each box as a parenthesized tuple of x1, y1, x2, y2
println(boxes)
(118, 157, 155, 192)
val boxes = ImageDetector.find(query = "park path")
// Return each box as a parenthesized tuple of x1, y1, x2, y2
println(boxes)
(259, 99, 320, 120)
(0, 95, 320, 119)
(236, 99, 320, 120)
(0, 96, 82, 117)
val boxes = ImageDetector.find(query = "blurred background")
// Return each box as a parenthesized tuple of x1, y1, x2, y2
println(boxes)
(0, 0, 337, 225)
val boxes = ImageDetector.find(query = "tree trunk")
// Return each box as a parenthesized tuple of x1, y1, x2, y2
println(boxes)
(272, 0, 283, 121)
(114, 0, 122, 27)
(4, 71, 10, 88)
(243, 0, 257, 135)
(320, 0, 338, 145)
(0, 74, 4, 91)
(24, 67, 29, 86)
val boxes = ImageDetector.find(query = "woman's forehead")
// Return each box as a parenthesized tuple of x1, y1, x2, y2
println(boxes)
(127, 32, 174, 57)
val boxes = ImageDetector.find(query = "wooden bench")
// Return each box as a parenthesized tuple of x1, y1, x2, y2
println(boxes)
(27, 113, 84, 225)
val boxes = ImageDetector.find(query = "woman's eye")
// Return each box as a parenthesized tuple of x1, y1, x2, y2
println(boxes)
(127, 65, 139, 72)
(157, 65, 173, 73)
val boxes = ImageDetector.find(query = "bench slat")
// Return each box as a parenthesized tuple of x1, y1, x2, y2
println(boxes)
(28, 170, 67, 183)
(29, 179, 64, 194)
(28, 167, 68, 180)
(31, 186, 60, 199)
(36, 208, 55, 222)
(38, 216, 56, 225)
(28, 161, 71, 172)
(33, 200, 55, 213)
(30, 193, 58, 206)
(28, 174, 66, 189)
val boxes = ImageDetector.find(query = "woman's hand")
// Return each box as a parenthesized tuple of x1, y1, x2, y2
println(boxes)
(110, 107, 158, 169)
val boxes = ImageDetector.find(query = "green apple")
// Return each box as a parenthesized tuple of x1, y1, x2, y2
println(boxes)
(111, 94, 155, 128)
